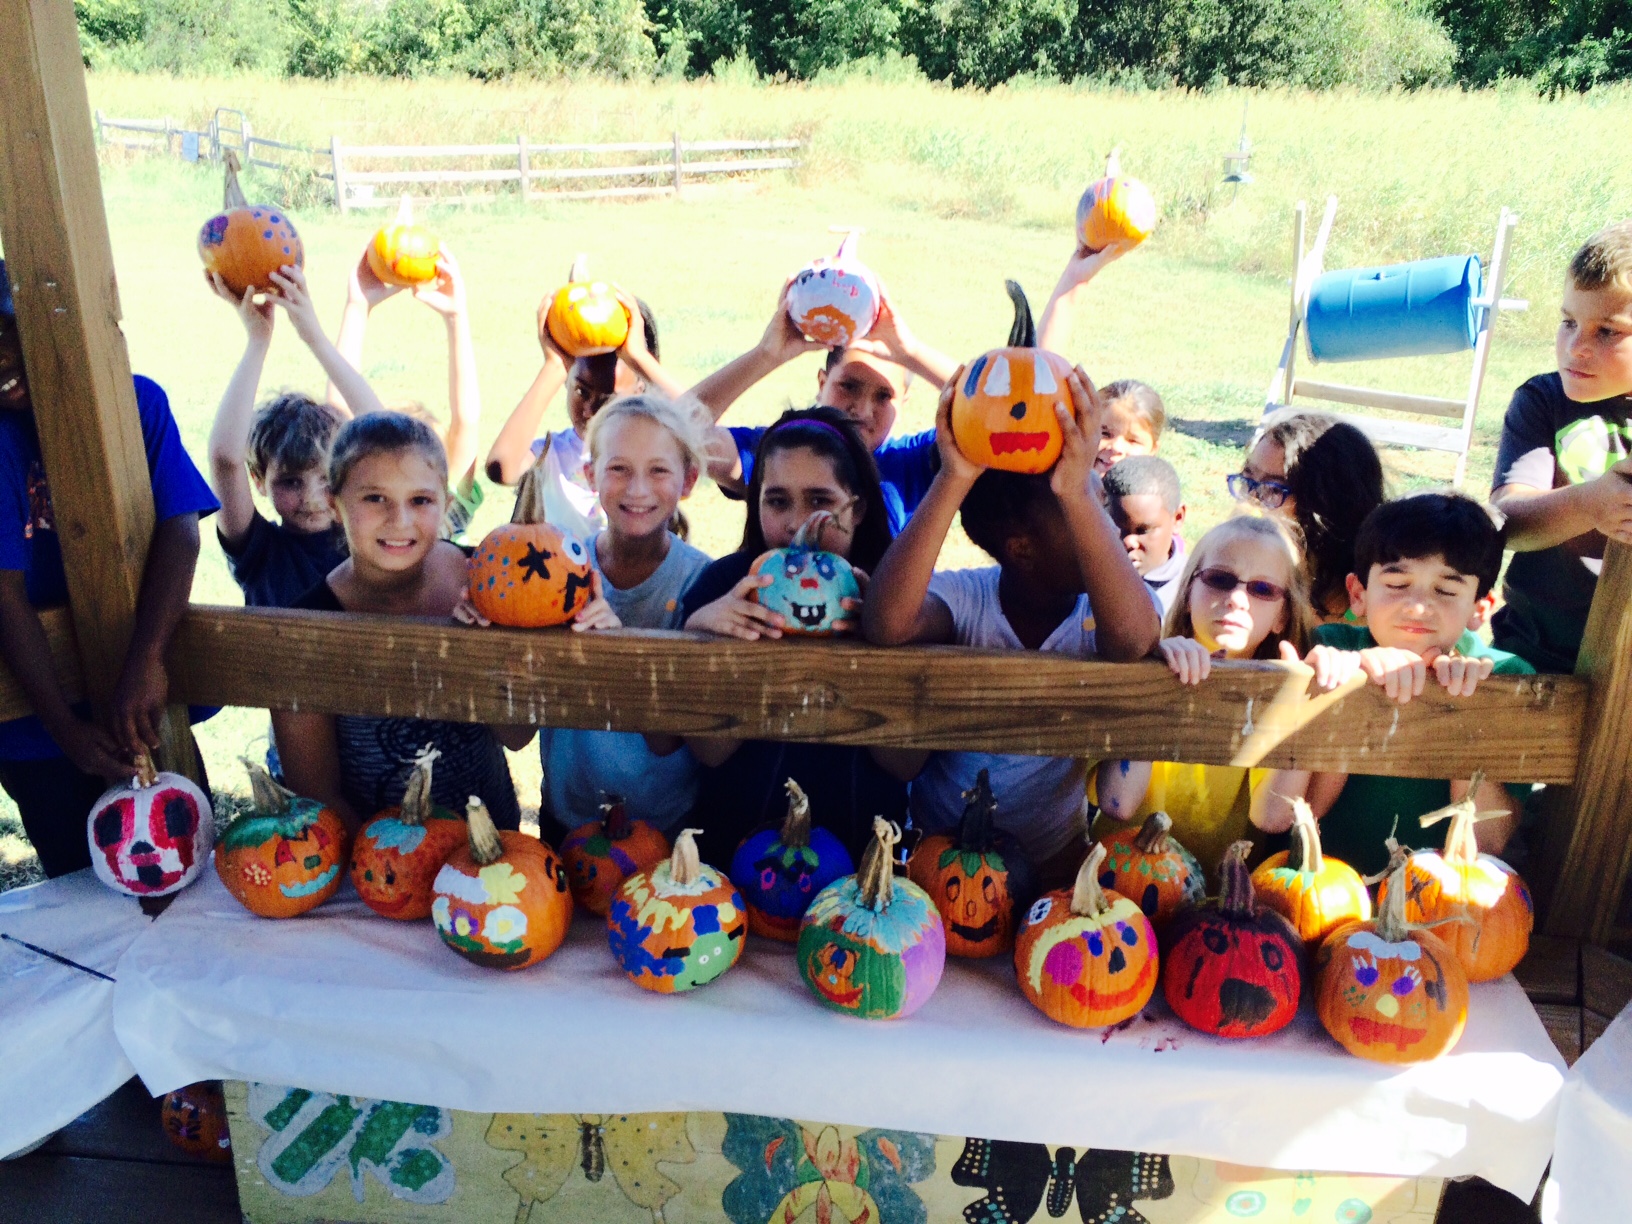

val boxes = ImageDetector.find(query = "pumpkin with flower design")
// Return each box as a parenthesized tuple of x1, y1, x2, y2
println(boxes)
(432, 798, 572, 971)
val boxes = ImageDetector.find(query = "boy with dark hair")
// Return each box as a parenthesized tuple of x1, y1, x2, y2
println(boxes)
(1103, 455, 1187, 616)
(1492, 220, 1632, 672)
(1263, 491, 1531, 874)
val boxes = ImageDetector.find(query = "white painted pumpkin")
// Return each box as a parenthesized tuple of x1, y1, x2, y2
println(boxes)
(785, 230, 881, 348)
(87, 754, 213, 897)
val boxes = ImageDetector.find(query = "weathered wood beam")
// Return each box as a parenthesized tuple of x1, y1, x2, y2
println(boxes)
(165, 607, 1585, 781)
(0, 607, 84, 721)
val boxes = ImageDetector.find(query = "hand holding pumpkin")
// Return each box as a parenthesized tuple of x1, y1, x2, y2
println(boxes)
(410, 248, 467, 322)
(846, 283, 917, 369)
(1047, 367, 1104, 504)
(685, 572, 785, 641)
(207, 273, 276, 346)
(934, 374, 985, 486)
(452, 589, 490, 627)
(570, 570, 623, 633)
(347, 243, 403, 312)
(267, 266, 326, 350)
(1050, 240, 1139, 304)
(757, 275, 825, 366)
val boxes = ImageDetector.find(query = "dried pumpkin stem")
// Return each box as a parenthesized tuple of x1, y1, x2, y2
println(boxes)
(567, 252, 590, 283)
(1286, 798, 1324, 874)
(222, 150, 247, 210)
(1069, 843, 1112, 918)
(780, 780, 812, 849)
(601, 793, 631, 841)
(399, 744, 440, 827)
(1134, 811, 1173, 855)
(669, 828, 704, 887)
(957, 769, 999, 854)
(858, 817, 901, 911)
(1418, 771, 1490, 867)
(511, 457, 549, 526)
(466, 797, 504, 866)
(1374, 843, 1413, 942)
(241, 758, 293, 818)
(1219, 840, 1257, 917)
(793, 510, 836, 552)
(133, 752, 159, 789)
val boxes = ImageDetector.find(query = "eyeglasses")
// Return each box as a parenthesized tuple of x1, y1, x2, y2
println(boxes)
(1226, 472, 1292, 509)
(1194, 567, 1288, 603)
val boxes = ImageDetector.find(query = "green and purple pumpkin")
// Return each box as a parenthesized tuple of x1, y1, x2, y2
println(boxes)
(730, 778, 855, 942)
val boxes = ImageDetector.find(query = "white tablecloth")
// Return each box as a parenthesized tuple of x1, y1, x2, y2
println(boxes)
(1544, 1001, 1632, 1222)
(114, 869, 1565, 1199)
(0, 870, 154, 1157)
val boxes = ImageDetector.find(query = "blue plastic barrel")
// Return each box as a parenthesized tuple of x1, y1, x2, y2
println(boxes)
(1305, 254, 1482, 363)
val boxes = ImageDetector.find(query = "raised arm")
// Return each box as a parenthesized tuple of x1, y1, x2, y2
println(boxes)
(1037, 242, 1134, 356)
(614, 289, 686, 401)
(272, 266, 385, 420)
(328, 243, 401, 415)
(849, 283, 957, 389)
(488, 300, 569, 485)
(205, 275, 276, 546)
(412, 248, 481, 484)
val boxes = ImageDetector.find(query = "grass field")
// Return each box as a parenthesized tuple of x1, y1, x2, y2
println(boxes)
(3, 71, 1624, 884)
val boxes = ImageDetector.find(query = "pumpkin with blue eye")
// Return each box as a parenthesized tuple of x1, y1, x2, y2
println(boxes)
(785, 230, 881, 348)
(730, 778, 855, 942)
(748, 510, 861, 636)
(470, 458, 595, 628)
(951, 281, 1072, 474)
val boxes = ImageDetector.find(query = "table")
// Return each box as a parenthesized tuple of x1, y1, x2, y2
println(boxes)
(1544, 999, 1632, 1222)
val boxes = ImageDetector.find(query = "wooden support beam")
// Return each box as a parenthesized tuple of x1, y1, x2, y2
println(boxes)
(165, 607, 1585, 780)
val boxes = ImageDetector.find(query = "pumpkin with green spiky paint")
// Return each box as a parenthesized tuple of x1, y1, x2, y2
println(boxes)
(1096, 810, 1206, 928)
(351, 745, 467, 921)
(215, 761, 348, 919)
(906, 768, 1032, 957)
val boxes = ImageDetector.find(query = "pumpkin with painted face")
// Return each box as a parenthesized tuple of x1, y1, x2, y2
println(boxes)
(160, 1082, 231, 1163)
(608, 828, 747, 993)
(1014, 843, 1159, 1028)
(197, 152, 303, 298)
(951, 281, 1072, 474)
(907, 768, 1032, 958)
(544, 254, 631, 357)
(1076, 149, 1158, 253)
(216, 762, 347, 919)
(351, 745, 467, 921)
(799, 819, 945, 1019)
(1317, 843, 1469, 1063)
(1251, 798, 1371, 946)
(560, 793, 672, 917)
(1096, 811, 1205, 929)
(730, 778, 855, 942)
(87, 753, 213, 898)
(365, 196, 440, 288)
(748, 510, 862, 636)
(785, 230, 881, 348)
(433, 798, 572, 971)
(1163, 841, 1304, 1038)
(469, 458, 595, 628)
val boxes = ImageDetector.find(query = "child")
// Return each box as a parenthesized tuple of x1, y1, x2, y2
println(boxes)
(862, 369, 1162, 888)
(679, 407, 922, 865)
(274, 413, 532, 830)
(1230, 410, 1385, 623)
(1092, 380, 1165, 474)
(1492, 220, 1632, 673)
(485, 286, 683, 543)
(1262, 492, 1531, 875)
(0, 260, 220, 876)
(1102, 455, 1186, 617)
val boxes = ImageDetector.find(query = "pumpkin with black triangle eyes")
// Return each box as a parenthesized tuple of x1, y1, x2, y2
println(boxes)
(1095, 810, 1205, 928)
(469, 456, 594, 628)
(951, 280, 1072, 474)
(907, 768, 1032, 957)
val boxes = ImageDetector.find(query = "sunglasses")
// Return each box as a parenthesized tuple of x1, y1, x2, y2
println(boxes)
(1194, 567, 1288, 603)
(1225, 472, 1292, 509)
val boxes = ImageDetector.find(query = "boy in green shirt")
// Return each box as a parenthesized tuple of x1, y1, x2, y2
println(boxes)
(1264, 492, 1531, 874)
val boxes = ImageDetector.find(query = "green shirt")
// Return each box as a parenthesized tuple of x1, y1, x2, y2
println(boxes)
(1309, 624, 1535, 875)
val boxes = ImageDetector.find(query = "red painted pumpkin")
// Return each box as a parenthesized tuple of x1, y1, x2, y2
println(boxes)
(1014, 843, 1159, 1028)
(215, 762, 348, 919)
(729, 778, 854, 942)
(560, 793, 672, 917)
(1251, 798, 1371, 946)
(87, 753, 213, 898)
(1163, 841, 1304, 1038)
(469, 457, 595, 627)
(197, 151, 303, 298)
(433, 798, 572, 971)
(544, 254, 631, 356)
(366, 195, 440, 287)
(950, 281, 1071, 474)
(1076, 148, 1158, 253)
(608, 828, 748, 993)
(1377, 781, 1532, 982)
(748, 510, 862, 637)
(907, 768, 1032, 958)
(351, 745, 467, 921)
(1095, 811, 1205, 929)
(160, 1081, 232, 1163)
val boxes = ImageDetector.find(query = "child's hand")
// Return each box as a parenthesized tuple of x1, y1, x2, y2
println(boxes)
(452, 590, 490, 627)
(685, 573, 785, 641)
(1049, 366, 1105, 504)
(412, 248, 467, 321)
(348, 244, 402, 312)
(111, 652, 168, 756)
(1159, 636, 1215, 685)
(1289, 641, 1364, 691)
(849, 282, 917, 367)
(571, 571, 623, 632)
(209, 273, 275, 346)
(934, 372, 984, 486)
(52, 715, 131, 781)
(1589, 460, 1632, 544)
(1433, 650, 1495, 697)
(268, 266, 326, 349)
(832, 566, 868, 634)
(757, 274, 825, 366)
(1357, 646, 1428, 704)
(614, 288, 653, 366)
(1052, 240, 1138, 299)
(534, 294, 572, 367)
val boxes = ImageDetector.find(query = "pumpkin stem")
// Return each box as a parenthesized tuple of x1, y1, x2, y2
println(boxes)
(1218, 840, 1257, 917)
(957, 768, 999, 854)
(857, 817, 901, 912)
(1286, 798, 1325, 874)
(792, 510, 836, 552)
(222, 150, 247, 210)
(1004, 280, 1037, 348)
(511, 453, 550, 525)
(600, 792, 631, 841)
(780, 779, 812, 849)
(832, 227, 864, 261)
(1105, 146, 1123, 178)
(568, 252, 590, 284)
(132, 751, 159, 789)
(394, 194, 414, 226)
(1069, 843, 1112, 918)
(241, 758, 293, 818)
(1418, 771, 1490, 866)
(399, 744, 440, 827)
(669, 828, 704, 887)
(465, 796, 504, 866)
(1133, 810, 1172, 855)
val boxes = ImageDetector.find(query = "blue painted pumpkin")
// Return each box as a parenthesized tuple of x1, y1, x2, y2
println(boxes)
(730, 778, 855, 943)
(748, 511, 861, 636)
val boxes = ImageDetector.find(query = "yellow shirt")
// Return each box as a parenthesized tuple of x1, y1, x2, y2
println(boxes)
(1091, 762, 1267, 876)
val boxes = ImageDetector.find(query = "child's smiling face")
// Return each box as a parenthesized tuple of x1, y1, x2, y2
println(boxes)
(331, 448, 447, 574)
(1346, 555, 1491, 657)
(1094, 400, 1158, 473)
(758, 446, 862, 558)
(1187, 534, 1291, 658)
(1557, 282, 1632, 403)
(588, 414, 695, 541)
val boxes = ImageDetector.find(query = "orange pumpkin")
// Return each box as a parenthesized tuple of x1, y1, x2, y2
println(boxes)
(560, 793, 672, 917)
(1316, 843, 1469, 1063)
(1251, 798, 1371, 946)
(544, 254, 631, 356)
(950, 281, 1071, 474)
(432, 798, 573, 971)
(1377, 781, 1532, 982)
(160, 1081, 232, 1163)
(1095, 811, 1206, 928)
(907, 768, 1032, 958)
(1076, 149, 1158, 253)
(469, 458, 595, 627)
(215, 761, 348, 919)
(1014, 843, 1159, 1028)
(608, 828, 748, 993)
(197, 151, 303, 298)
(366, 195, 440, 287)
(350, 745, 467, 921)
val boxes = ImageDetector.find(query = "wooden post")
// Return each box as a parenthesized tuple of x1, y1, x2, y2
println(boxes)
(518, 134, 530, 204)
(672, 131, 683, 198)
(331, 136, 348, 213)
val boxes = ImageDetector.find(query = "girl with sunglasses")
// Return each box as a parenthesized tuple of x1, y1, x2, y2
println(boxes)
(1092, 514, 1356, 874)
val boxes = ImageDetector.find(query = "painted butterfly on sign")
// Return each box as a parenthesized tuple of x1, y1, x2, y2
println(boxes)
(952, 1138, 1173, 1224)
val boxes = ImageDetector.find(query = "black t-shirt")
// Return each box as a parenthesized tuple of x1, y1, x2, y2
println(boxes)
(221, 511, 347, 609)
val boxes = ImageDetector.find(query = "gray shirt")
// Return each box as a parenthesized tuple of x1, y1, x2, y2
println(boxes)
(590, 532, 712, 630)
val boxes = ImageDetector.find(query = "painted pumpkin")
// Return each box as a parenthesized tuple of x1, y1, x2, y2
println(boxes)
(1251, 798, 1371, 946)
(560, 793, 672, 917)
(1014, 842, 1158, 1029)
(433, 798, 572, 971)
(365, 195, 440, 287)
(1096, 811, 1205, 929)
(197, 151, 303, 298)
(469, 457, 595, 627)
(350, 745, 467, 921)
(608, 828, 747, 993)
(748, 510, 862, 636)
(1377, 781, 1532, 982)
(1163, 841, 1304, 1038)
(160, 1081, 231, 1163)
(87, 753, 213, 898)
(1076, 149, 1158, 253)
(730, 778, 854, 942)
(215, 762, 347, 919)
(798, 819, 946, 1019)
(785, 230, 881, 348)
(951, 281, 1072, 474)
(544, 254, 631, 357)
(1316, 843, 1469, 1063)
(907, 768, 1032, 958)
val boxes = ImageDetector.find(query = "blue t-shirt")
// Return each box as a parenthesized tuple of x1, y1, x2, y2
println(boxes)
(728, 426, 937, 534)
(0, 376, 220, 759)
